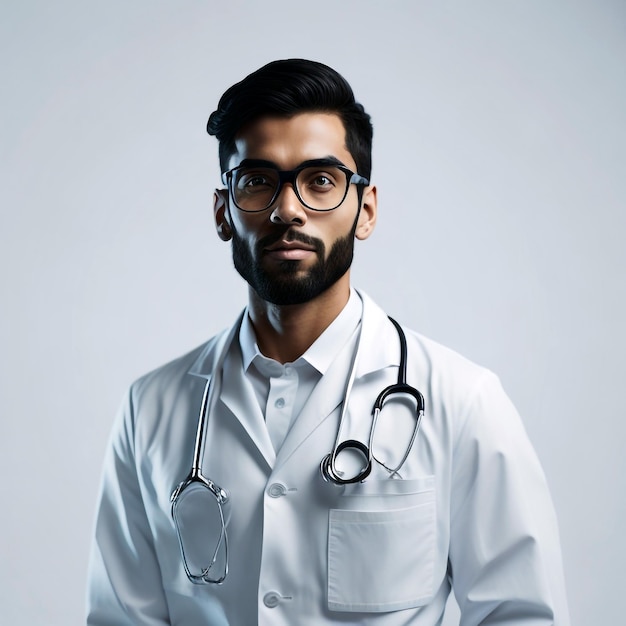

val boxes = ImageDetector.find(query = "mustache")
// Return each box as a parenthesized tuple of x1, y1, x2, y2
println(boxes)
(256, 229, 324, 254)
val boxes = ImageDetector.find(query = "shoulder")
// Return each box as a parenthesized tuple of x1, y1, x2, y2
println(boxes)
(405, 326, 504, 416)
(360, 290, 509, 432)
(405, 327, 495, 390)
(108, 329, 231, 452)
(403, 328, 529, 456)
(360, 289, 495, 394)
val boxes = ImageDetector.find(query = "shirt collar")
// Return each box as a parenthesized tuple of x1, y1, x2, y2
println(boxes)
(239, 288, 363, 376)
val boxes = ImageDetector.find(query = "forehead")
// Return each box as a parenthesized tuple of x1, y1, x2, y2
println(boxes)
(229, 112, 354, 170)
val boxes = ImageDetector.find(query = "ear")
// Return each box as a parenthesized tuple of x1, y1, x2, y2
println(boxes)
(355, 185, 377, 241)
(213, 189, 232, 241)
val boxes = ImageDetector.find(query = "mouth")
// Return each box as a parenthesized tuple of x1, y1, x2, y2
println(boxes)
(263, 239, 318, 261)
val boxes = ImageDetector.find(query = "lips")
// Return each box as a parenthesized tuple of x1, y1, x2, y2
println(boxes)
(262, 237, 319, 261)
(264, 240, 317, 253)
(262, 235, 318, 261)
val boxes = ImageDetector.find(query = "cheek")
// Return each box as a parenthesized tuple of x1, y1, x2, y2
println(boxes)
(326, 211, 358, 238)
(231, 214, 265, 242)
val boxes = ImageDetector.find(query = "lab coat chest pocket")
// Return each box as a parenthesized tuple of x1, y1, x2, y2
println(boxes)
(327, 476, 436, 613)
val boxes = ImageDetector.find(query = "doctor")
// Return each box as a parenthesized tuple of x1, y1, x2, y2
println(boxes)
(87, 59, 570, 625)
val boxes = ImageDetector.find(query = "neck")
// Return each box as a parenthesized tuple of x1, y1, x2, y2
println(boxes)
(247, 275, 351, 364)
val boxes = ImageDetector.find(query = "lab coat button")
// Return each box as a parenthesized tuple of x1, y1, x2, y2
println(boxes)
(268, 483, 287, 498)
(274, 397, 286, 408)
(263, 591, 281, 608)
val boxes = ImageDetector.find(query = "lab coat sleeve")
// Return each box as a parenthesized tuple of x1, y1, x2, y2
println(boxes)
(86, 386, 170, 625)
(448, 372, 570, 625)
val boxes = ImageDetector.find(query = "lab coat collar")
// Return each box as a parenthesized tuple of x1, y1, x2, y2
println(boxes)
(186, 310, 246, 381)
(185, 291, 400, 471)
(239, 287, 363, 376)
(354, 289, 401, 377)
(186, 290, 399, 381)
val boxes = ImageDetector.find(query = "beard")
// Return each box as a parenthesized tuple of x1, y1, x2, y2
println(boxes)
(230, 220, 357, 306)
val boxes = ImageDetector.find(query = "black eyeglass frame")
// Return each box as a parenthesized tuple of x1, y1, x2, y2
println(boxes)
(221, 158, 370, 213)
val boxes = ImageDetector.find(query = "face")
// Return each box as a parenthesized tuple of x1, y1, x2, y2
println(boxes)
(214, 113, 377, 306)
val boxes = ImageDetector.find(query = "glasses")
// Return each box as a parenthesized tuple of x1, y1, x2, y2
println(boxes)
(171, 381, 229, 584)
(221, 158, 369, 213)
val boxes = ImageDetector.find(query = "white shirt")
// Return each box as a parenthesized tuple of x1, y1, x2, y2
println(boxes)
(239, 289, 362, 452)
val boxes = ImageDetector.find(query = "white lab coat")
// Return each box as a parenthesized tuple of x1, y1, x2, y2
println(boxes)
(87, 292, 569, 625)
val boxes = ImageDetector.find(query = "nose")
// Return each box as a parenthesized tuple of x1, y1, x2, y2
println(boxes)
(269, 183, 307, 226)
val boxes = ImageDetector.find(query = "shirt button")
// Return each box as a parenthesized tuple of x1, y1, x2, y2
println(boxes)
(274, 397, 286, 409)
(267, 483, 287, 498)
(263, 591, 281, 608)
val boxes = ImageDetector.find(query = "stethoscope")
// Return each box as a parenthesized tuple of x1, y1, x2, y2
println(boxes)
(171, 309, 425, 584)
(320, 316, 424, 484)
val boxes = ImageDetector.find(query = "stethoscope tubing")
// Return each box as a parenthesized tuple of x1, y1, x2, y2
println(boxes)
(320, 316, 425, 484)
(177, 310, 424, 491)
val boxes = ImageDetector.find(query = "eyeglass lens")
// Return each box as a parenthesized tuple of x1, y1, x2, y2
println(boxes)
(172, 481, 228, 582)
(232, 165, 350, 211)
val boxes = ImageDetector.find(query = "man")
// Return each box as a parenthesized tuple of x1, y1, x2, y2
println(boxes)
(87, 59, 569, 625)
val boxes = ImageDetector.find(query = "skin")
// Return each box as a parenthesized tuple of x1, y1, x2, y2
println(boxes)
(213, 112, 377, 363)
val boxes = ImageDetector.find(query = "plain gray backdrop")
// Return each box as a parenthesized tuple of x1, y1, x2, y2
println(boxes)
(1, 1, 624, 624)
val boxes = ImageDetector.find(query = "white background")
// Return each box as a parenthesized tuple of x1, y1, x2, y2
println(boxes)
(1, 1, 624, 624)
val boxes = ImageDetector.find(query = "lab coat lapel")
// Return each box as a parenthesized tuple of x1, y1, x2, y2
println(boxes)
(220, 349, 276, 468)
(274, 334, 356, 469)
(275, 292, 399, 469)
(186, 311, 276, 470)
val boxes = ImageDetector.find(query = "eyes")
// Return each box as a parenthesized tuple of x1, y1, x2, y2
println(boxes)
(309, 174, 334, 190)
(239, 173, 273, 192)
(244, 174, 268, 187)
(236, 167, 341, 195)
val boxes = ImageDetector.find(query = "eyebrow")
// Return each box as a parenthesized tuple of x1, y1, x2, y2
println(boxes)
(235, 156, 348, 170)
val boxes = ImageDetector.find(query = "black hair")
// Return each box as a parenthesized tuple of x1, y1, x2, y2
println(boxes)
(207, 59, 373, 179)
